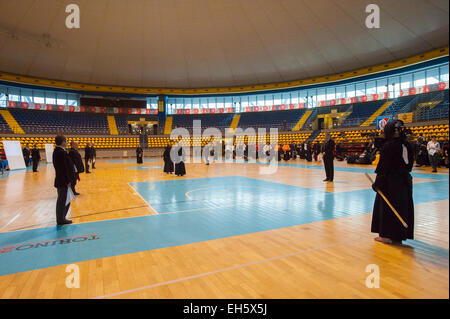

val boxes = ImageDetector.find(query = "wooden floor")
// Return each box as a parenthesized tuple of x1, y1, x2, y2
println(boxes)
(0, 157, 448, 299)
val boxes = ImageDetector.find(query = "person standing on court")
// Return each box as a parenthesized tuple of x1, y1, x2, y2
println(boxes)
(322, 133, 335, 182)
(68, 141, 84, 195)
(84, 142, 92, 173)
(173, 142, 186, 176)
(53, 135, 75, 225)
(427, 135, 440, 173)
(163, 144, 174, 173)
(136, 144, 144, 164)
(31, 144, 41, 172)
(371, 120, 414, 244)
(91, 143, 97, 169)
(22, 144, 30, 167)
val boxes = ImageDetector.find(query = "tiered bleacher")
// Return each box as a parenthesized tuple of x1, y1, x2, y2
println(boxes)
(416, 90, 449, 121)
(172, 113, 234, 132)
(0, 113, 11, 133)
(238, 109, 308, 130)
(9, 109, 110, 134)
(341, 100, 385, 127)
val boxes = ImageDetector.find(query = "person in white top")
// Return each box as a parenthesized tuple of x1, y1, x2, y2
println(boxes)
(263, 142, 272, 161)
(427, 135, 440, 172)
(225, 143, 234, 160)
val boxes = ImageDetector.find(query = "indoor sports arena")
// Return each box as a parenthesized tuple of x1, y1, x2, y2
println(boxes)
(0, 0, 448, 303)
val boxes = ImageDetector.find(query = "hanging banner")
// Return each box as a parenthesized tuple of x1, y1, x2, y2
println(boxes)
(397, 112, 413, 123)
(376, 115, 392, 130)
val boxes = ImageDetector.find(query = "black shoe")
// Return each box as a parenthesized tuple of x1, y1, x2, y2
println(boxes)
(57, 219, 72, 226)
(323, 179, 329, 182)
(74, 192, 80, 195)
(86, 171, 91, 174)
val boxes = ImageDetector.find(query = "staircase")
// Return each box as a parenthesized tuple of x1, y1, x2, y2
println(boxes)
(228, 114, 241, 133)
(164, 116, 173, 135)
(107, 115, 119, 135)
(0, 110, 25, 134)
(360, 100, 393, 127)
(307, 130, 321, 143)
(302, 108, 318, 130)
(292, 110, 312, 131)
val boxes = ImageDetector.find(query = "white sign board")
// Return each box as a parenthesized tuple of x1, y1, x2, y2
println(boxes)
(2, 140, 26, 170)
(45, 144, 54, 163)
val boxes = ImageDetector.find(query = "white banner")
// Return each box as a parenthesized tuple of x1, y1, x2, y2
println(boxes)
(45, 144, 54, 163)
(2, 140, 26, 170)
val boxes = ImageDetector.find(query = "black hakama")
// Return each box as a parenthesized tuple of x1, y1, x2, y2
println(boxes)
(163, 146, 174, 173)
(136, 147, 143, 164)
(174, 147, 186, 176)
(371, 138, 414, 242)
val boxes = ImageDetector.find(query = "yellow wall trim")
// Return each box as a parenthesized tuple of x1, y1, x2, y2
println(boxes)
(0, 47, 447, 95)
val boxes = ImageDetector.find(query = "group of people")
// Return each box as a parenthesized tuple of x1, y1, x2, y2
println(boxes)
(135, 144, 187, 176)
(414, 135, 449, 172)
(52, 135, 91, 225)
(22, 144, 41, 172)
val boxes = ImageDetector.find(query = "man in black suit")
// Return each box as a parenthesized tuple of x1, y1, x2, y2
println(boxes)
(53, 135, 74, 225)
(68, 141, 84, 195)
(322, 133, 335, 182)
(31, 144, 41, 172)
(84, 142, 92, 173)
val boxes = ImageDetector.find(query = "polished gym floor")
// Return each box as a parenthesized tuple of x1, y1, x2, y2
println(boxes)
(0, 156, 448, 298)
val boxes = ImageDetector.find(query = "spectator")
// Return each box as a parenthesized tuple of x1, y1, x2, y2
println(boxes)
(427, 135, 440, 173)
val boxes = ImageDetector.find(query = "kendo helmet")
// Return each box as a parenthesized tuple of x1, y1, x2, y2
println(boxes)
(383, 119, 405, 140)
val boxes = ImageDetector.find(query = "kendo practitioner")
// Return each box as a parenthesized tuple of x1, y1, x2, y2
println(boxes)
(91, 143, 97, 169)
(371, 120, 414, 244)
(305, 142, 313, 162)
(68, 141, 84, 195)
(84, 142, 93, 173)
(174, 143, 186, 176)
(53, 135, 75, 225)
(290, 141, 297, 159)
(243, 142, 249, 161)
(22, 144, 30, 167)
(282, 144, 291, 161)
(163, 144, 174, 174)
(276, 144, 282, 161)
(136, 145, 144, 164)
(31, 144, 41, 172)
(322, 133, 335, 182)
(313, 142, 321, 161)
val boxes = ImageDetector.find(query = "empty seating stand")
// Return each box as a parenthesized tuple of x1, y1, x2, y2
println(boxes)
(238, 109, 308, 131)
(172, 113, 234, 133)
(9, 109, 110, 135)
(0, 112, 12, 133)
(341, 100, 385, 127)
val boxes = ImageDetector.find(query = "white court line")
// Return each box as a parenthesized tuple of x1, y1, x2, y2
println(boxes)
(0, 212, 22, 232)
(127, 183, 159, 215)
(159, 204, 241, 215)
(93, 240, 352, 299)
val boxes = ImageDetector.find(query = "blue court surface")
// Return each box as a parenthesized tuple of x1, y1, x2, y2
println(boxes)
(125, 166, 162, 170)
(0, 167, 448, 276)
(107, 159, 155, 163)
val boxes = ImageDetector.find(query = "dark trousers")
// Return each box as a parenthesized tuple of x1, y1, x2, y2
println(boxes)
(85, 158, 90, 172)
(71, 173, 79, 193)
(32, 159, 39, 172)
(56, 187, 71, 224)
(324, 156, 334, 181)
(429, 153, 438, 171)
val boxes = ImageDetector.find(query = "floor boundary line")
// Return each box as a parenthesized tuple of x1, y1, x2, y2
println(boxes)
(92, 240, 352, 299)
